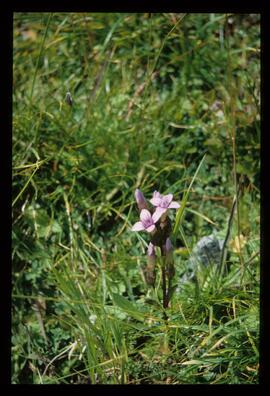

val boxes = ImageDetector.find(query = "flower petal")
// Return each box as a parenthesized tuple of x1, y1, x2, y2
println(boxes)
(131, 221, 145, 231)
(162, 194, 173, 204)
(168, 201, 180, 209)
(140, 209, 152, 223)
(146, 224, 156, 233)
(150, 197, 161, 206)
(153, 190, 162, 199)
(152, 207, 167, 223)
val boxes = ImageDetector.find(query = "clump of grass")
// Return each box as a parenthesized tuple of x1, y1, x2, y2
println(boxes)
(12, 13, 260, 384)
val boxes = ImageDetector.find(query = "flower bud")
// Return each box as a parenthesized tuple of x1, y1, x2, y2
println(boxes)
(164, 238, 175, 278)
(148, 242, 156, 257)
(135, 188, 148, 211)
(165, 238, 173, 253)
(145, 242, 156, 286)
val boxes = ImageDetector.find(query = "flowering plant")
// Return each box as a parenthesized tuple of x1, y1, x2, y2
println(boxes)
(131, 189, 180, 310)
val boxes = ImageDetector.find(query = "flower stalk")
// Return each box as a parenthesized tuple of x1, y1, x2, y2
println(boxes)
(132, 189, 180, 310)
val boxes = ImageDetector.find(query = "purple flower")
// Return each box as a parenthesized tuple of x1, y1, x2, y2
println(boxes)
(134, 188, 148, 211)
(150, 191, 180, 222)
(131, 209, 157, 233)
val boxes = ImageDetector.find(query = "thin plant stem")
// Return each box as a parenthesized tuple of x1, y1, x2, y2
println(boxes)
(225, 15, 244, 282)
(167, 275, 173, 307)
(29, 13, 52, 105)
(161, 264, 167, 309)
(218, 194, 237, 287)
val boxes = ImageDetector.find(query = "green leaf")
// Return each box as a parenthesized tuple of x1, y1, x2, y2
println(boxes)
(111, 293, 145, 322)
(185, 207, 217, 226)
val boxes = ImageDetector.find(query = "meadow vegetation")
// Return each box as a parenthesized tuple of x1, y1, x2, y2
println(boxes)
(12, 13, 260, 384)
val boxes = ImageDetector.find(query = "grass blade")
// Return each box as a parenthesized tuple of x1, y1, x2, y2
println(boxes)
(173, 154, 206, 238)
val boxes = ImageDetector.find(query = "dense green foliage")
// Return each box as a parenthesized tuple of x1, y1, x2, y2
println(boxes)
(12, 13, 260, 384)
